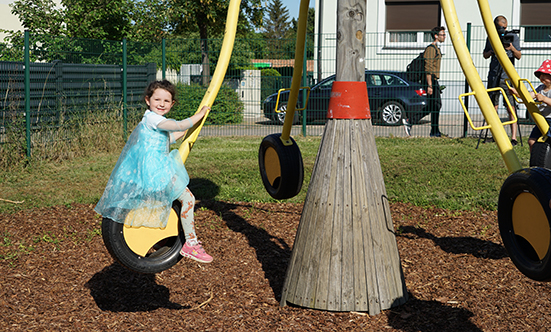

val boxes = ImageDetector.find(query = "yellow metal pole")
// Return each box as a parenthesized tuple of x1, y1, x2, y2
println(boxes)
(280, 0, 310, 145)
(178, 0, 241, 163)
(440, 0, 522, 172)
(476, 0, 547, 141)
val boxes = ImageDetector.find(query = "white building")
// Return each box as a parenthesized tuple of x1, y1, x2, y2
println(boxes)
(0, 0, 62, 42)
(315, 0, 550, 76)
(0, 0, 23, 42)
(314, 0, 551, 115)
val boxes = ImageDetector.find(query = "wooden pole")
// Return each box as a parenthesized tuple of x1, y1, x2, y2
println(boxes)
(280, 0, 408, 315)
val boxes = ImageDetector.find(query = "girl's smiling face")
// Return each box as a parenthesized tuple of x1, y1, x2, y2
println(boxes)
(145, 88, 175, 116)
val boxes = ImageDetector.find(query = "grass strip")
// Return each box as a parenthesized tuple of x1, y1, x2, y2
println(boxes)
(0, 136, 530, 214)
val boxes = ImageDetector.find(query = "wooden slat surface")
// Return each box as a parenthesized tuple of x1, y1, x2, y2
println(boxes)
(281, 119, 408, 314)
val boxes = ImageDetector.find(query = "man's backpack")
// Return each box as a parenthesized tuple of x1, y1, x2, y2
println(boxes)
(406, 44, 437, 83)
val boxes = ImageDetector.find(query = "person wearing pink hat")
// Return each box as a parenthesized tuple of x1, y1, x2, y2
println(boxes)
(510, 59, 551, 150)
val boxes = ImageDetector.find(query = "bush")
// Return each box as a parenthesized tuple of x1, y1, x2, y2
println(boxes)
(172, 83, 243, 125)
(261, 68, 283, 102)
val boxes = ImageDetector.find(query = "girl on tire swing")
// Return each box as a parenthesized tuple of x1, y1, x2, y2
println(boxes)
(510, 59, 551, 151)
(95, 80, 213, 263)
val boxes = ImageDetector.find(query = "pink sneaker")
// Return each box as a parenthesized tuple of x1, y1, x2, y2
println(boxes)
(180, 241, 213, 263)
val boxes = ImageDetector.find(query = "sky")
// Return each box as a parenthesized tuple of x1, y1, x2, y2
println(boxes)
(279, 0, 315, 20)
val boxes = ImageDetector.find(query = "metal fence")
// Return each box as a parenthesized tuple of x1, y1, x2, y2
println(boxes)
(1, 27, 550, 156)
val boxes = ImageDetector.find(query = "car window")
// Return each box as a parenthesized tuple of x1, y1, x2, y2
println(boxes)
(317, 77, 334, 89)
(383, 75, 407, 86)
(368, 75, 383, 86)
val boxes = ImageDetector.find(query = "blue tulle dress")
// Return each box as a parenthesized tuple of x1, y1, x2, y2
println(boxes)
(94, 111, 189, 228)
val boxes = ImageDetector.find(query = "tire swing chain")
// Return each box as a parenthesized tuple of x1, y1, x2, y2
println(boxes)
(258, 0, 310, 200)
(279, 0, 310, 147)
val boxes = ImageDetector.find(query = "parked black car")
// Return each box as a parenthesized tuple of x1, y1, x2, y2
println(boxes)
(262, 70, 429, 125)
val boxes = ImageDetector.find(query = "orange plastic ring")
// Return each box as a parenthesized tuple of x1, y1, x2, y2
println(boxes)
(327, 81, 371, 119)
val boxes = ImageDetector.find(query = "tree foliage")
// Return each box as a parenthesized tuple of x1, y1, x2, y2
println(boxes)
(263, 0, 291, 40)
(290, 7, 316, 60)
(165, 0, 263, 84)
(9, 0, 65, 36)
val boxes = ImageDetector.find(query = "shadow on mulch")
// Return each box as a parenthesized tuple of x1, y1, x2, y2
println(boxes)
(199, 199, 292, 302)
(388, 294, 482, 332)
(397, 225, 508, 259)
(191, 177, 293, 302)
(85, 263, 187, 312)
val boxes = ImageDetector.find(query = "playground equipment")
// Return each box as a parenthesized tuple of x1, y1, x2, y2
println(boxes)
(274, 0, 407, 315)
(442, 0, 551, 281)
(258, 0, 311, 200)
(101, 0, 241, 274)
(270, 0, 551, 316)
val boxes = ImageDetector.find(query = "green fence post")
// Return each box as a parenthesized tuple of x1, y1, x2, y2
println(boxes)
(463, 23, 472, 138)
(302, 35, 308, 136)
(24, 30, 31, 158)
(162, 38, 166, 80)
(123, 38, 128, 141)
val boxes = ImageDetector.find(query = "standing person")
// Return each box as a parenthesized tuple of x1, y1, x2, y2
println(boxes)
(95, 80, 213, 264)
(403, 26, 446, 137)
(483, 15, 522, 145)
(510, 60, 551, 151)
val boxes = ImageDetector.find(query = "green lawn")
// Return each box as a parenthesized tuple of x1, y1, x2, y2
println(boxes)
(0, 135, 530, 214)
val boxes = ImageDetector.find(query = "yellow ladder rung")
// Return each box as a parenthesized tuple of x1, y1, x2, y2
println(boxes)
(275, 87, 312, 112)
(505, 78, 542, 105)
(459, 87, 518, 131)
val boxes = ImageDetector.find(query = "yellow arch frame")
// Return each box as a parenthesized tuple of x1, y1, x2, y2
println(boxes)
(123, 0, 242, 256)
(441, 0, 546, 173)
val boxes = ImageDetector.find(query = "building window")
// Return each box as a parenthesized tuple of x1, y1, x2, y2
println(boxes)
(385, 0, 441, 46)
(521, 0, 551, 43)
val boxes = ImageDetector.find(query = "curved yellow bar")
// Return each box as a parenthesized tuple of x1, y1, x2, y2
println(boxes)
(477, 0, 546, 140)
(460, 87, 518, 131)
(280, 0, 310, 146)
(275, 87, 311, 111)
(440, 0, 522, 172)
(122, 0, 241, 256)
(505, 79, 542, 106)
(178, 0, 241, 163)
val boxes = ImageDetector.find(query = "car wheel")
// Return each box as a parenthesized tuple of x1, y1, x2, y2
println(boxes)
(380, 101, 404, 125)
(275, 103, 300, 125)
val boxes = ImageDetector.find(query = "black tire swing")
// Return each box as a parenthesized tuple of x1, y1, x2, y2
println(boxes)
(101, 0, 242, 274)
(258, 1, 308, 201)
(102, 201, 185, 274)
(530, 140, 551, 168)
(498, 168, 551, 281)
(259, 133, 304, 199)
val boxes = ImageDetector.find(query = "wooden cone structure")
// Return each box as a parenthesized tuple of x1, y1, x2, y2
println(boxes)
(280, 0, 407, 315)
(280, 117, 408, 314)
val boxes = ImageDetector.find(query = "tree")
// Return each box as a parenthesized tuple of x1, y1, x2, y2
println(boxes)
(2, 0, 264, 72)
(9, 0, 134, 40)
(264, 0, 291, 40)
(9, 0, 65, 36)
(289, 7, 316, 60)
(62, 0, 132, 40)
(166, 0, 264, 85)
(262, 0, 292, 59)
(127, 0, 171, 42)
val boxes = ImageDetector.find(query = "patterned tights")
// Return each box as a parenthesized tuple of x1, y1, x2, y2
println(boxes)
(178, 187, 197, 245)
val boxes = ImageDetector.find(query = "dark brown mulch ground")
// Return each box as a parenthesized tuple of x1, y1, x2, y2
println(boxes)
(1, 200, 551, 331)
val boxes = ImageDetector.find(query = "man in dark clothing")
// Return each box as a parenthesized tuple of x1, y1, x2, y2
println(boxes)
(483, 15, 522, 145)
(403, 26, 446, 137)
